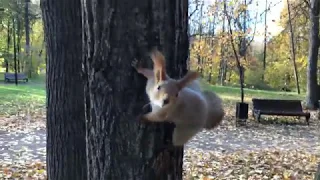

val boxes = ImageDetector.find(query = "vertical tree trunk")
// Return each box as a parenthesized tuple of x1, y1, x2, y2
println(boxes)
(262, 0, 267, 80)
(81, 0, 188, 179)
(287, 0, 300, 94)
(221, 3, 228, 86)
(13, 16, 18, 85)
(40, 0, 87, 179)
(17, 17, 21, 73)
(5, 18, 11, 73)
(218, 0, 227, 85)
(227, 13, 244, 102)
(25, 0, 31, 77)
(238, 0, 247, 57)
(306, 0, 320, 109)
(197, 2, 204, 76)
(315, 163, 320, 180)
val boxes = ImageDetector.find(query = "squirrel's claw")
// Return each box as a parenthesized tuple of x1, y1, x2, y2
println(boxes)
(131, 59, 140, 69)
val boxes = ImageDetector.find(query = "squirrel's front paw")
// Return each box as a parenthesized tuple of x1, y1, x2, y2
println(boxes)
(142, 103, 152, 114)
(137, 114, 150, 124)
(131, 59, 140, 68)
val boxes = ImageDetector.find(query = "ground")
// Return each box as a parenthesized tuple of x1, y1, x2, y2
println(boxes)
(0, 80, 319, 179)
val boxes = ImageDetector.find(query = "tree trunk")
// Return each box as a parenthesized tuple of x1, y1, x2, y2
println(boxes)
(287, 0, 300, 94)
(25, 0, 31, 77)
(218, 0, 227, 85)
(238, 0, 247, 57)
(40, 0, 87, 179)
(306, 0, 320, 110)
(5, 18, 11, 73)
(81, 0, 188, 179)
(13, 16, 18, 85)
(315, 163, 320, 180)
(262, 0, 267, 80)
(17, 17, 21, 73)
(227, 13, 244, 102)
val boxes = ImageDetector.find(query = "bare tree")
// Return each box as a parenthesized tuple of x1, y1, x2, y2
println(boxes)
(225, 9, 245, 102)
(287, 0, 300, 94)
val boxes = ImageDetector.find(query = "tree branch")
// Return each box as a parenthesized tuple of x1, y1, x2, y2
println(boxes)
(189, 1, 200, 19)
(259, 0, 282, 17)
(246, 11, 258, 48)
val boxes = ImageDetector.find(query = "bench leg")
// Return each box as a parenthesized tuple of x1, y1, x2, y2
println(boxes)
(306, 115, 310, 126)
(254, 113, 261, 122)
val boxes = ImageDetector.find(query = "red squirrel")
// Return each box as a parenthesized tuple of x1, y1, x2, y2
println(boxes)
(132, 50, 224, 146)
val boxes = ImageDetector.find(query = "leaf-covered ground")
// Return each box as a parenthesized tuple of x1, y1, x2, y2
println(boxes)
(0, 112, 319, 179)
(0, 83, 319, 179)
(184, 149, 319, 179)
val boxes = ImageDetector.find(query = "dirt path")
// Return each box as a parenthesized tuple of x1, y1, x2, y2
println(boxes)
(0, 121, 319, 164)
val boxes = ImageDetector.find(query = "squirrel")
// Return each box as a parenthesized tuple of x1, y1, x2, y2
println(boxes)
(131, 58, 201, 113)
(202, 90, 225, 130)
(132, 49, 224, 146)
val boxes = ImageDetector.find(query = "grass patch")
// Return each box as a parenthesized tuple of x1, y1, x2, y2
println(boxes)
(201, 82, 304, 103)
(0, 80, 305, 115)
(0, 83, 46, 115)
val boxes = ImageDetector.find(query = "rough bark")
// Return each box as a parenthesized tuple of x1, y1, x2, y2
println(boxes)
(287, 0, 300, 94)
(81, 0, 188, 179)
(306, 0, 320, 109)
(40, 0, 87, 179)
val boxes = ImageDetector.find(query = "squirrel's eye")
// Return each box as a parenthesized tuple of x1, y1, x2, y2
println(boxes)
(163, 98, 170, 105)
(157, 86, 161, 90)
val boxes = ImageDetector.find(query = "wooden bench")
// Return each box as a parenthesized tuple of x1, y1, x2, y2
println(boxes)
(252, 98, 310, 125)
(4, 73, 28, 83)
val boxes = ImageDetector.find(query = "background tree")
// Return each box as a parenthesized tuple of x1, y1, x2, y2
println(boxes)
(40, 0, 87, 179)
(24, 0, 31, 77)
(0, 0, 43, 77)
(262, 0, 268, 81)
(286, 0, 300, 94)
(81, 0, 188, 179)
(306, 0, 320, 109)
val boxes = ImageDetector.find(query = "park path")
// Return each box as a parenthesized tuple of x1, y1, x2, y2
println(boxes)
(0, 121, 319, 165)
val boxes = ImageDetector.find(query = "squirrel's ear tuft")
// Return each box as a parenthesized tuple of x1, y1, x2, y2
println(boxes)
(177, 71, 199, 90)
(150, 49, 166, 82)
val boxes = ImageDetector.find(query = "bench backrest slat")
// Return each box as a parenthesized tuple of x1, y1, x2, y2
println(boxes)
(252, 98, 303, 112)
(4, 73, 27, 80)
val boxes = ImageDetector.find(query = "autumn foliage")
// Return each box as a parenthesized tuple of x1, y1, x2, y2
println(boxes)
(189, 0, 315, 92)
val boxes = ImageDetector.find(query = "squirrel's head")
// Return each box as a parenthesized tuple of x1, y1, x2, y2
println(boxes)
(150, 49, 199, 108)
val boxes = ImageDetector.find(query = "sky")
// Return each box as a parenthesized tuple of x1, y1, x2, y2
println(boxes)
(202, 0, 285, 43)
(251, 0, 285, 42)
(32, 0, 284, 43)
